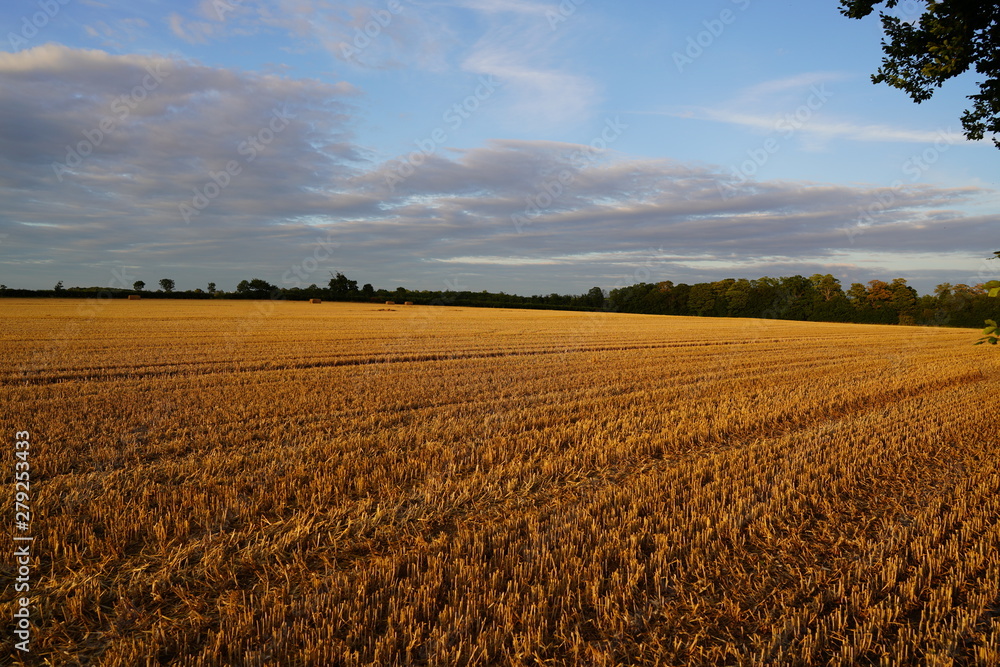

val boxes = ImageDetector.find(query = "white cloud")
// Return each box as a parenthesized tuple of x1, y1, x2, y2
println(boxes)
(198, 0, 452, 70)
(167, 12, 215, 44)
(451, 0, 550, 15)
(0, 45, 364, 276)
(655, 72, 980, 147)
(735, 71, 850, 103)
(697, 107, 971, 145)
(460, 9, 600, 128)
(1, 46, 995, 294)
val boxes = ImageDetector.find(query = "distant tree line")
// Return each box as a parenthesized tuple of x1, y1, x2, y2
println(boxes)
(606, 274, 998, 328)
(3, 271, 996, 329)
(226, 273, 609, 310)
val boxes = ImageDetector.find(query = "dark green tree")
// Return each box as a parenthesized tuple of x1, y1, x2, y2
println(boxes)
(241, 279, 274, 295)
(54, 280, 64, 293)
(687, 283, 716, 316)
(841, 0, 1000, 147)
(585, 286, 605, 308)
(159, 278, 175, 293)
(724, 279, 753, 316)
(888, 277, 919, 324)
(328, 272, 359, 297)
(207, 282, 216, 294)
(248, 279, 274, 292)
(237, 279, 277, 296)
(775, 275, 815, 320)
(809, 274, 850, 321)
(133, 280, 145, 291)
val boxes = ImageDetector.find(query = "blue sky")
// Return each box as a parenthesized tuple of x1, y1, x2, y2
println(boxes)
(0, 0, 997, 295)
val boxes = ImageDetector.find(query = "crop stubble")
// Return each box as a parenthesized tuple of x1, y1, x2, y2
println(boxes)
(1, 299, 998, 665)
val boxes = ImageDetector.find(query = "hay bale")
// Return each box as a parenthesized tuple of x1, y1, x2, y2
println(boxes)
(128, 294, 141, 300)
(385, 300, 395, 305)
(310, 298, 322, 304)
(404, 301, 413, 306)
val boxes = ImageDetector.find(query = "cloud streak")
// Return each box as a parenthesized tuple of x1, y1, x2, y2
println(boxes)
(697, 108, 971, 144)
(662, 72, 980, 146)
(459, 1, 601, 129)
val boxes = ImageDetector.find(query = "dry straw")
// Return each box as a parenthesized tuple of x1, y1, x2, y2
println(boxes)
(4, 300, 997, 665)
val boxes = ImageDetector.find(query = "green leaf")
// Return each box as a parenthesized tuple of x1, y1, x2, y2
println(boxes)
(989, 287, 1000, 298)
(986, 319, 997, 327)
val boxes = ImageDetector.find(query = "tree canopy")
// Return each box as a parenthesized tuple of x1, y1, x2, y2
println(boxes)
(841, 0, 1000, 147)
(329, 272, 359, 297)
(236, 278, 276, 295)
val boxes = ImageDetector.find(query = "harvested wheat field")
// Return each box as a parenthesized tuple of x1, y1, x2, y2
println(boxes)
(1, 298, 999, 666)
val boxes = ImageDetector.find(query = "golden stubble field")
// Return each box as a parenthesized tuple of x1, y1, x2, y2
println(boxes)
(1, 298, 998, 666)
